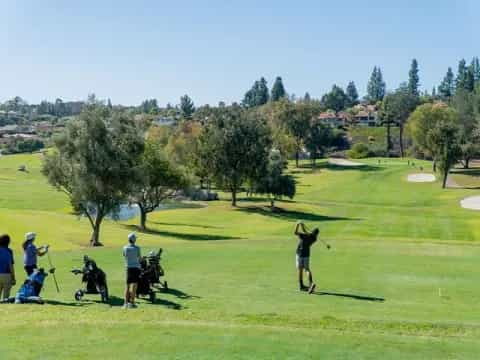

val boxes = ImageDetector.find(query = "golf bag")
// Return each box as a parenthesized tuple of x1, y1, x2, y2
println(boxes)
(137, 249, 168, 302)
(72, 255, 109, 303)
(2, 268, 49, 304)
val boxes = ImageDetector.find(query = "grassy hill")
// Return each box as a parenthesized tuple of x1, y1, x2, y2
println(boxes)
(1, 153, 480, 359)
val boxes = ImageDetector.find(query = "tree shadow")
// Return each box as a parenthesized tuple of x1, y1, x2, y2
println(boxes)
(150, 221, 221, 229)
(236, 206, 358, 223)
(313, 291, 385, 302)
(124, 225, 241, 241)
(316, 163, 383, 172)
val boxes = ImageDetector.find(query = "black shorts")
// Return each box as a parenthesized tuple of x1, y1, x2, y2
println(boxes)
(25, 265, 37, 276)
(126, 267, 141, 284)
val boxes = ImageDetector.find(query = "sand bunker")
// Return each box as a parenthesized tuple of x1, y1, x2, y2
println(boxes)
(407, 173, 436, 183)
(460, 196, 480, 210)
(328, 158, 365, 167)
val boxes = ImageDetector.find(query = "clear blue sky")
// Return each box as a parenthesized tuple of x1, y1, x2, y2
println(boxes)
(3, 0, 479, 106)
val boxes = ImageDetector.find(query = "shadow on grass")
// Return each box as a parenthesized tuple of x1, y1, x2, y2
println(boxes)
(152, 298, 183, 310)
(104, 295, 183, 310)
(317, 163, 383, 172)
(161, 287, 201, 300)
(314, 291, 385, 302)
(149, 221, 221, 229)
(124, 225, 241, 241)
(44, 299, 89, 307)
(451, 168, 480, 176)
(236, 206, 358, 223)
(238, 197, 296, 204)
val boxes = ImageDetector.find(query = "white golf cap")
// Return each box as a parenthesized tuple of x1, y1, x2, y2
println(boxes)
(25, 232, 36, 241)
(128, 232, 137, 243)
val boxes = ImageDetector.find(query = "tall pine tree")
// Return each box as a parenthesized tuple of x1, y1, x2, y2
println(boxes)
(367, 66, 386, 103)
(243, 77, 270, 107)
(271, 76, 287, 101)
(456, 59, 474, 92)
(346, 81, 359, 107)
(408, 59, 420, 97)
(471, 57, 480, 86)
(438, 67, 455, 99)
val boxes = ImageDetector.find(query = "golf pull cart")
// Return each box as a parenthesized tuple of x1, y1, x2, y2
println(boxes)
(136, 248, 168, 302)
(72, 256, 109, 303)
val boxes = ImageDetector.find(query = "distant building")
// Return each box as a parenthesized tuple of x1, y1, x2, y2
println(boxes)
(153, 116, 176, 126)
(352, 104, 380, 127)
(316, 111, 350, 128)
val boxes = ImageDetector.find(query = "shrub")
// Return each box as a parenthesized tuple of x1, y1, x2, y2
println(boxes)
(347, 143, 370, 159)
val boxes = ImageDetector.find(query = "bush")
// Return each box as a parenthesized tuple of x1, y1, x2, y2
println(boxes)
(368, 143, 387, 157)
(347, 143, 370, 159)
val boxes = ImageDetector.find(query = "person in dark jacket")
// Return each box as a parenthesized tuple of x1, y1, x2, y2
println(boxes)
(294, 222, 319, 293)
(0, 234, 16, 300)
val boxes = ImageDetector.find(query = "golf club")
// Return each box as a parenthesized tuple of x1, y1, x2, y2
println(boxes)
(45, 246, 60, 293)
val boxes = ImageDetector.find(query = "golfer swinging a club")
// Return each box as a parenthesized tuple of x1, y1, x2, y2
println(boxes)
(294, 221, 326, 294)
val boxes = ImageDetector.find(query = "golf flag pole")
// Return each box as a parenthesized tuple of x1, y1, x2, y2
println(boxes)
(46, 249, 60, 293)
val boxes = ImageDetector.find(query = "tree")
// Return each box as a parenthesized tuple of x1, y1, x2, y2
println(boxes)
(427, 121, 462, 188)
(243, 77, 269, 107)
(255, 151, 296, 209)
(166, 120, 202, 169)
(367, 66, 386, 102)
(345, 81, 359, 107)
(198, 106, 272, 206)
(42, 103, 144, 246)
(304, 120, 334, 166)
(452, 89, 480, 168)
(271, 76, 287, 101)
(438, 67, 455, 99)
(471, 57, 480, 86)
(408, 59, 420, 97)
(381, 86, 418, 156)
(456, 59, 475, 92)
(132, 140, 187, 230)
(322, 85, 347, 113)
(180, 95, 195, 119)
(54, 98, 66, 117)
(407, 102, 458, 172)
(140, 99, 159, 114)
(282, 102, 317, 167)
(304, 92, 311, 102)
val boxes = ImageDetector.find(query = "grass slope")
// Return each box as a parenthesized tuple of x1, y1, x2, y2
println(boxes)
(1, 153, 480, 359)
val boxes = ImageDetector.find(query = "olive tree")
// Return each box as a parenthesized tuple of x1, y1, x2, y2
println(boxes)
(42, 103, 144, 246)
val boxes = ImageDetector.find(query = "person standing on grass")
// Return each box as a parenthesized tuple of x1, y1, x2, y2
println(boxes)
(22, 232, 48, 276)
(123, 233, 141, 309)
(294, 221, 319, 294)
(0, 234, 16, 300)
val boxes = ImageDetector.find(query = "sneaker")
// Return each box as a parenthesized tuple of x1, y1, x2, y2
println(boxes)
(300, 286, 309, 292)
(123, 303, 129, 309)
(128, 303, 137, 309)
(308, 283, 316, 294)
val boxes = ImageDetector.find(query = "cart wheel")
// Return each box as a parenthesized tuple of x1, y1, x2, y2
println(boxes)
(149, 291, 156, 303)
(75, 290, 84, 301)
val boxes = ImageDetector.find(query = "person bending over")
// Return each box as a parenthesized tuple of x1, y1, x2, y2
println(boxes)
(123, 233, 141, 309)
(294, 222, 319, 293)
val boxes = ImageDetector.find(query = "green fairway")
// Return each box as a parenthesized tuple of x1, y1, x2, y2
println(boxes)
(1, 153, 480, 359)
